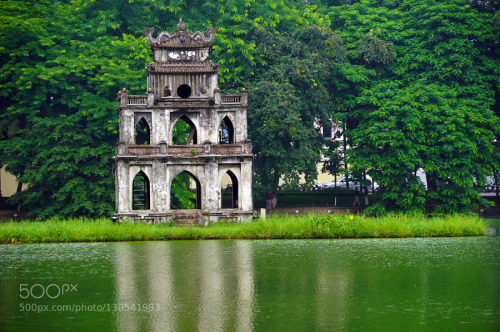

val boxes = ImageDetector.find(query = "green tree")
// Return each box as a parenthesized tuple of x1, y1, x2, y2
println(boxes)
(334, 0, 499, 212)
(2, 0, 496, 217)
(0, 0, 333, 217)
(325, 1, 399, 189)
(249, 26, 348, 197)
(0, 0, 150, 218)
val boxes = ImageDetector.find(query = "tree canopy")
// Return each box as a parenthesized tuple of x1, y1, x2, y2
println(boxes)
(0, 0, 498, 217)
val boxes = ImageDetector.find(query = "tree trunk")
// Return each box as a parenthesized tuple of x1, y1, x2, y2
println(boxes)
(343, 124, 349, 189)
(186, 127, 196, 145)
(16, 182, 22, 212)
(363, 169, 369, 205)
(271, 176, 280, 209)
(494, 171, 499, 197)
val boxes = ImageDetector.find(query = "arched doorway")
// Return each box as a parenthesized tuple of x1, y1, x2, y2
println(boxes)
(135, 118, 150, 145)
(221, 170, 238, 209)
(219, 116, 234, 144)
(132, 171, 150, 210)
(170, 171, 201, 209)
(172, 115, 197, 145)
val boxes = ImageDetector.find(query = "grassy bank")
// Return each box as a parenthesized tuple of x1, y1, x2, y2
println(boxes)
(0, 214, 487, 244)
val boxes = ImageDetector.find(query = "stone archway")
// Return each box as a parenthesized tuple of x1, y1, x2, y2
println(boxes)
(219, 116, 234, 144)
(132, 171, 150, 210)
(221, 170, 238, 209)
(135, 117, 151, 145)
(170, 170, 201, 210)
(172, 115, 198, 145)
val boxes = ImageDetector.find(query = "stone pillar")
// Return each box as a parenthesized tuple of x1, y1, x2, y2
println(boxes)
(152, 161, 168, 211)
(244, 139, 252, 154)
(240, 107, 248, 141)
(116, 160, 130, 212)
(240, 88, 248, 106)
(147, 88, 155, 107)
(214, 88, 221, 106)
(157, 110, 168, 143)
(240, 161, 253, 211)
(117, 141, 128, 155)
(119, 88, 128, 108)
(160, 141, 167, 154)
(204, 140, 211, 154)
(120, 109, 135, 144)
(204, 160, 219, 215)
(165, 166, 171, 211)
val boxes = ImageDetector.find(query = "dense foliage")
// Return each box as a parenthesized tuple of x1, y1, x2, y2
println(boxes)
(0, 0, 498, 217)
(328, 0, 500, 213)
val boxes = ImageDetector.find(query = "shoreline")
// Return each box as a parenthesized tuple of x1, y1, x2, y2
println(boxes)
(0, 214, 488, 244)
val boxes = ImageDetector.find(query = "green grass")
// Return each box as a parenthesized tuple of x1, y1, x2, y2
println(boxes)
(0, 214, 487, 244)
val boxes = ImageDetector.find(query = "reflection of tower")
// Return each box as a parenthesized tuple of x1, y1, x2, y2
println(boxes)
(113, 241, 255, 331)
(115, 19, 253, 224)
(234, 241, 255, 331)
(114, 244, 140, 332)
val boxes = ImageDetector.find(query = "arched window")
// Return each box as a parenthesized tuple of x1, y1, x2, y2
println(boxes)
(172, 115, 197, 145)
(219, 116, 234, 144)
(135, 118, 150, 145)
(221, 171, 238, 209)
(133, 171, 150, 210)
(171, 171, 201, 209)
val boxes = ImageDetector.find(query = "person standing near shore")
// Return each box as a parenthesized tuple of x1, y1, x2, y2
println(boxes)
(265, 192, 273, 210)
(353, 187, 360, 206)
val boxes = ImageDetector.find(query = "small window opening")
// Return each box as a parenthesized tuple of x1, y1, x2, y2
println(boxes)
(322, 125, 332, 139)
(219, 116, 234, 144)
(177, 84, 191, 99)
(133, 171, 150, 210)
(135, 118, 150, 145)
(173, 115, 197, 145)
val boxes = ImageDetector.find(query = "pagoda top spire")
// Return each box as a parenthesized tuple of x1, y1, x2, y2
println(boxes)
(145, 19, 217, 49)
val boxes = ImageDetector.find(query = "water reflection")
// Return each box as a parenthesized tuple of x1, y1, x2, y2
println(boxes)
(108, 238, 500, 331)
(1, 238, 499, 331)
(113, 241, 255, 331)
(315, 258, 352, 331)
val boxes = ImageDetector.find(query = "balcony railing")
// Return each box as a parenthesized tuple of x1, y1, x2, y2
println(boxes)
(221, 95, 241, 105)
(127, 95, 147, 105)
(123, 145, 244, 156)
(121, 93, 245, 106)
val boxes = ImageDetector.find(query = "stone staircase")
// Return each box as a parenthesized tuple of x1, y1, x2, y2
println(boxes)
(172, 210, 204, 225)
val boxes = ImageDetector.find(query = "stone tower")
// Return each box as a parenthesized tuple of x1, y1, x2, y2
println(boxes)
(115, 19, 253, 224)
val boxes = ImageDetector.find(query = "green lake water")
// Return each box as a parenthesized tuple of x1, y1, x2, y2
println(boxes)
(1, 236, 499, 331)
